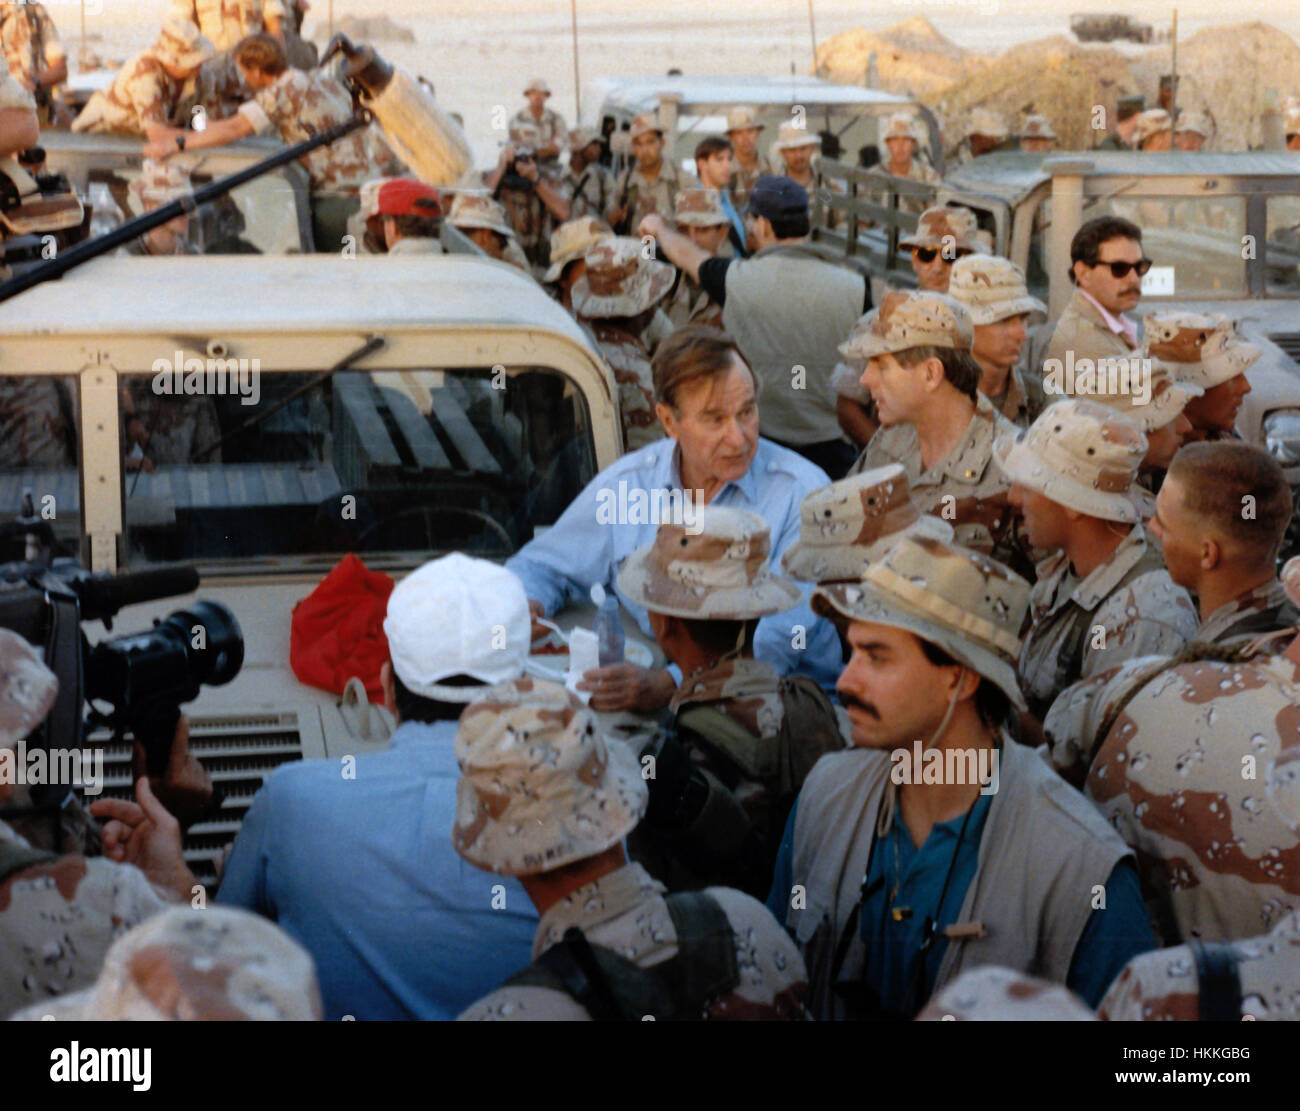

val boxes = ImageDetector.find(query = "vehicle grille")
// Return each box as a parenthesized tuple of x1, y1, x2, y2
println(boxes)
(1270, 332, 1300, 367)
(90, 713, 304, 891)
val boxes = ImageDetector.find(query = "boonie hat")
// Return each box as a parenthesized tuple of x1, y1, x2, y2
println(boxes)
(725, 105, 764, 132)
(881, 112, 921, 143)
(773, 122, 820, 151)
(967, 108, 1008, 141)
(383, 553, 531, 702)
(618, 505, 802, 620)
(674, 187, 729, 228)
(571, 235, 674, 318)
(918, 967, 1096, 1021)
(18, 907, 322, 1020)
(1083, 360, 1201, 433)
(130, 158, 191, 209)
(0, 628, 57, 750)
(152, 19, 214, 70)
(1018, 114, 1057, 141)
(1135, 108, 1173, 145)
(994, 398, 1147, 523)
(452, 677, 648, 876)
(447, 192, 515, 238)
(781, 464, 954, 583)
(813, 535, 1029, 709)
(1145, 311, 1261, 390)
(628, 112, 664, 141)
(948, 255, 1045, 326)
(899, 205, 985, 253)
(543, 215, 613, 282)
(838, 289, 973, 361)
(523, 77, 551, 96)
(375, 178, 441, 219)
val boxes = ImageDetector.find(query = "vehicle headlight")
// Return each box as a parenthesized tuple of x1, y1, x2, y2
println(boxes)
(1264, 409, 1300, 465)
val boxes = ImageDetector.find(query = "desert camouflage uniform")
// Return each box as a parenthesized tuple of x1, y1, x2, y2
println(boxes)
(0, 2, 62, 93)
(1099, 910, 1300, 1021)
(237, 68, 372, 194)
(1046, 645, 1300, 944)
(877, 158, 941, 216)
(589, 321, 663, 452)
(168, 0, 283, 51)
(1194, 579, 1298, 649)
(566, 161, 613, 222)
(511, 106, 567, 162)
(130, 393, 223, 464)
(663, 270, 723, 331)
(614, 161, 682, 233)
(71, 50, 184, 135)
(917, 966, 1096, 1021)
(729, 156, 772, 212)
(848, 393, 1026, 573)
(458, 862, 807, 1020)
(496, 170, 567, 271)
(987, 365, 1047, 429)
(0, 378, 72, 467)
(0, 821, 169, 1019)
(1018, 526, 1197, 720)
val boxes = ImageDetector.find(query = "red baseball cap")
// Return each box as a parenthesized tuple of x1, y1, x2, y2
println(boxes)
(375, 179, 442, 219)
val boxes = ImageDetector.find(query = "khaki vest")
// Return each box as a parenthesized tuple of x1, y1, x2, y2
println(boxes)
(786, 736, 1130, 1019)
(721, 243, 866, 445)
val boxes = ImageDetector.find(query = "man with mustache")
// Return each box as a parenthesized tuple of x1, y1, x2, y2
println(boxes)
(1046, 217, 1146, 370)
(765, 536, 1153, 1019)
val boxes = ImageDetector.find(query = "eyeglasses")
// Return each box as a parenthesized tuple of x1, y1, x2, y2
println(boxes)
(1093, 258, 1153, 278)
(910, 246, 971, 264)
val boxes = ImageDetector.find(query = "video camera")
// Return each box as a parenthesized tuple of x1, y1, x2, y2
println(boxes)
(0, 506, 243, 787)
(500, 146, 538, 192)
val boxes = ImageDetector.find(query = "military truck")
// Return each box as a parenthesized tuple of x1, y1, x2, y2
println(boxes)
(813, 147, 1300, 552)
(0, 255, 628, 885)
(1069, 13, 1155, 44)
(591, 74, 947, 179)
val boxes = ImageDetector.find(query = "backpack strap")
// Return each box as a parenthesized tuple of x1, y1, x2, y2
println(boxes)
(662, 890, 740, 1016)
(1189, 937, 1242, 1021)
(0, 838, 57, 883)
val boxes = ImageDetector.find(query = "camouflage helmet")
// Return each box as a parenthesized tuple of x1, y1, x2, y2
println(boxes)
(674, 187, 730, 228)
(781, 464, 954, 583)
(994, 398, 1147, 523)
(570, 236, 674, 318)
(452, 677, 648, 876)
(1134, 108, 1173, 145)
(1145, 311, 1261, 390)
(152, 18, 214, 70)
(22, 907, 323, 1020)
(948, 255, 1046, 326)
(899, 205, 985, 253)
(813, 535, 1030, 710)
(838, 289, 974, 362)
(1018, 114, 1057, 141)
(618, 505, 802, 620)
(917, 967, 1095, 1021)
(967, 108, 1008, 141)
(543, 216, 614, 283)
(0, 628, 57, 750)
(881, 112, 922, 143)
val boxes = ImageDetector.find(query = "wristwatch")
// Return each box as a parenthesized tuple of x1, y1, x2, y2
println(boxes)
(175, 135, 186, 152)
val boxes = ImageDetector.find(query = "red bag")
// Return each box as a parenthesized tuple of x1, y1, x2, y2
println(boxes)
(290, 553, 395, 704)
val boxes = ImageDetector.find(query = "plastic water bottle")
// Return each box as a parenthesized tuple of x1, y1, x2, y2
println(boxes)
(591, 583, 624, 666)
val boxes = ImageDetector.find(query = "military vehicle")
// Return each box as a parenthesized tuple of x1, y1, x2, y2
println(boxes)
(591, 74, 946, 178)
(0, 254, 628, 884)
(813, 147, 1300, 552)
(1069, 13, 1155, 44)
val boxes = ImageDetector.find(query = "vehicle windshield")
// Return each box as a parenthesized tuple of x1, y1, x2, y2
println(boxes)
(84, 165, 307, 255)
(1266, 195, 1300, 295)
(669, 109, 912, 172)
(0, 375, 82, 561)
(1084, 194, 1248, 299)
(119, 365, 595, 569)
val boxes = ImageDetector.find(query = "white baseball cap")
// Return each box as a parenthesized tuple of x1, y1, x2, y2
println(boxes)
(383, 554, 531, 702)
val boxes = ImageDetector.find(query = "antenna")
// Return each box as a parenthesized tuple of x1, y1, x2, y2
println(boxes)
(571, 0, 581, 121)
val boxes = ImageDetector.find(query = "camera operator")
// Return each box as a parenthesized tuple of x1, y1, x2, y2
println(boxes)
(0, 629, 205, 1018)
(483, 123, 570, 275)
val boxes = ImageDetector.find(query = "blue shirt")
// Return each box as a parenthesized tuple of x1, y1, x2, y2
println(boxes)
(217, 720, 539, 1021)
(718, 189, 747, 253)
(506, 436, 842, 689)
(767, 791, 1155, 1013)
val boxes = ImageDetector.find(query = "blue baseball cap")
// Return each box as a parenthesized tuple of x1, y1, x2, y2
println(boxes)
(746, 174, 808, 221)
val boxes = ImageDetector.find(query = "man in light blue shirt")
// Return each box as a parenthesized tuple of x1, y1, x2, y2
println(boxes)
(694, 135, 747, 255)
(217, 554, 539, 1020)
(508, 326, 843, 713)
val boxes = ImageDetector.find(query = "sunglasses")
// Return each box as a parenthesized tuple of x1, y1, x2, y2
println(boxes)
(910, 246, 971, 264)
(1093, 258, 1153, 278)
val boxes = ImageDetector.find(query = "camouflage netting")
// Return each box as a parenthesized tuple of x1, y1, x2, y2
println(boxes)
(816, 17, 1300, 155)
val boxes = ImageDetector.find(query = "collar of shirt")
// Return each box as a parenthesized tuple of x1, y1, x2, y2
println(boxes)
(385, 717, 460, 752)
(911, 393, 1003, 488)
(1075, 287, 1139, 347)
(1039, 523, 1150, 614)
(532, 862, 666, 960)
(988, 366, 1028, 423)
(1196, 578, 1288, 641)
(661, 437, 762, 508)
